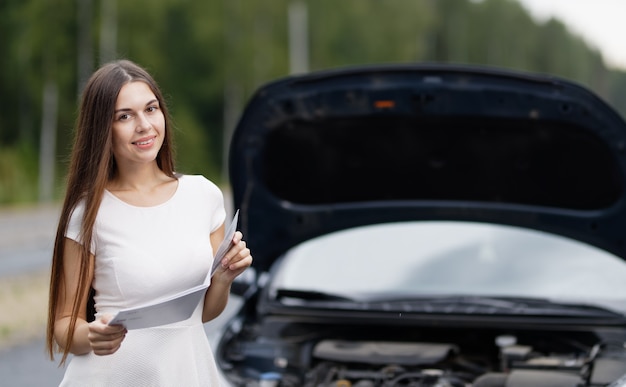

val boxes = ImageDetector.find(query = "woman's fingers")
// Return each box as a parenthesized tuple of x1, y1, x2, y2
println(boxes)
(228, 247, 252, 270)
(221, 232, 250, 267)
(213, 232, 253, 281)
(88, 317, 127, 356)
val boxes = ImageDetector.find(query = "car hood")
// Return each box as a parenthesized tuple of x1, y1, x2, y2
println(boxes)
(229, 64, 626, 272)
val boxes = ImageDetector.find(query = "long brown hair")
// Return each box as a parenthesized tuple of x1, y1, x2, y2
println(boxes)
(46, 60, 176, 364)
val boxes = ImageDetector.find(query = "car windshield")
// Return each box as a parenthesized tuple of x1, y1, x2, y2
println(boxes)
(270, 221, 626, 311)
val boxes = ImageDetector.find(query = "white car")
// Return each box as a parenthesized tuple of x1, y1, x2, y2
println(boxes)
(217, 64, 626, 387)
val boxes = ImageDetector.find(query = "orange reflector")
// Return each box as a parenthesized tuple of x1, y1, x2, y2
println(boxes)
(374, 100, 395, 109)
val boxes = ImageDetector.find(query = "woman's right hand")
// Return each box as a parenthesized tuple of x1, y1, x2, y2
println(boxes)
(87, 316, 127, 356)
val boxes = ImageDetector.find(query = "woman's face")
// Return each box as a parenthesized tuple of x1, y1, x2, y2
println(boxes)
(111, 81, 165, 171)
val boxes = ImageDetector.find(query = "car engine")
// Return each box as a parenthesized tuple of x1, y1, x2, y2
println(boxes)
(217, 321, 626, 387)
(304, 339, 589, 386)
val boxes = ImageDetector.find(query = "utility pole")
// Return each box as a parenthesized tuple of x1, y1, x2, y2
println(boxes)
(39, 81, 58, 202)
(100, 0, 117, 64)
(221, 0, 243, 186)
(77, 0, 93, 96)
(288, 0, 309, 75)
(39, 0, 60, 203)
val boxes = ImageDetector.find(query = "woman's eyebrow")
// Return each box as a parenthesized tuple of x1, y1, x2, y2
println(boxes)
(114, 99, 158, 113)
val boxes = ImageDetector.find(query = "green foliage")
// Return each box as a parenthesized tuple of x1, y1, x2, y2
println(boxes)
(0, 143, 39, 204)
(169, 105, 221, 183)
(309, 0, 434, 68)
(2, 0, 626, 205)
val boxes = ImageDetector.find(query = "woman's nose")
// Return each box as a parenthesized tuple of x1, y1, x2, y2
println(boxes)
(135, 113, 152, 131)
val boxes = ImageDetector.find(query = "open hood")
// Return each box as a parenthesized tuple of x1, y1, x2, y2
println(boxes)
(229, 64, 626, 272)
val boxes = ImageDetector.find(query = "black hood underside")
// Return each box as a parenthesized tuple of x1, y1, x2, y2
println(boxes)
(229, 64, 626, 271)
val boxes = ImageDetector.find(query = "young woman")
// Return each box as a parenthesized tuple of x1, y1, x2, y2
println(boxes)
(46, 59, 252, 386)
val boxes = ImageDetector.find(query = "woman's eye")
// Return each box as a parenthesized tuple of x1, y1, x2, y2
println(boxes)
(118, 114, 130, 121)
(147, 106, 158, 113)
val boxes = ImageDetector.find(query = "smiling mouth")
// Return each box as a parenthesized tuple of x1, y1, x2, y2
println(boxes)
(133, 138, 155, 146)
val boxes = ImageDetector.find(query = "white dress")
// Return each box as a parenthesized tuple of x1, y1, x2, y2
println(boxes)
(60, 174, 226, 387)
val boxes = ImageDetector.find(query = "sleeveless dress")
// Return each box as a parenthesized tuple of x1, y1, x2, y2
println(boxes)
(59, 174, 226, 387)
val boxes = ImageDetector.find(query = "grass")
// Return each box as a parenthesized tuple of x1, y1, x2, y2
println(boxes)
(0, 144, 40, 205)
(0, 270, 50, 349)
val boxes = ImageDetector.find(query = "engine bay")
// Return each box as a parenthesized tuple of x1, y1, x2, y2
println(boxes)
(217, 320, 626, 386)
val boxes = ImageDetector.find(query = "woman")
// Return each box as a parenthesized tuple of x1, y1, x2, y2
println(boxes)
(46, 59, 252, 386)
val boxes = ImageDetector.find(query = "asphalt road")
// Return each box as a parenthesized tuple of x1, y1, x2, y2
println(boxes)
(0, 336, 65, 386)
(0, 204, 65, 385)
(0, 204, 59, 277)
(0, 193, 238, 386)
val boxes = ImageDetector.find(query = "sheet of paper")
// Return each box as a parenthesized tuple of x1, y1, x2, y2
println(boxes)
(107, 284, 208, 329)
(210, 209, 239, 278)
(108, 210, 240, 329)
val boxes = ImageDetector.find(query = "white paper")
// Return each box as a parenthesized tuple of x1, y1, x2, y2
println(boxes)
(106, 284, 209, 329)
(108, 210, 240, 329)
(210, 209, 240, 278)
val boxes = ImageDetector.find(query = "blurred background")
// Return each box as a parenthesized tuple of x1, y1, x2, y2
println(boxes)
(2, 0, 626, 382)
(2, 0, 626, 206)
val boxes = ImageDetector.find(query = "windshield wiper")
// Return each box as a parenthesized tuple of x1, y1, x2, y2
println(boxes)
(362, 295, 625, 318)
(274, 288, 356, 302)
(272, 291, 626, 319)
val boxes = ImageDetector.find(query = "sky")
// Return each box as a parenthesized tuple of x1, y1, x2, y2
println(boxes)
(516, 0, 626, 70)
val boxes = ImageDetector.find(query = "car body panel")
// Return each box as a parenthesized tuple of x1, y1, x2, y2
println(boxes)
(229, 64, 626, 273)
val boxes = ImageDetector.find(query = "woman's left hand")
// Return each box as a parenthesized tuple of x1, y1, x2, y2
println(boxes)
(213, 231, 252, 283)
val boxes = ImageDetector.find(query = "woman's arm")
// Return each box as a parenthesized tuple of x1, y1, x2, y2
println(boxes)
(203, 224, 253, 322)
(53, 238, 126, 356)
